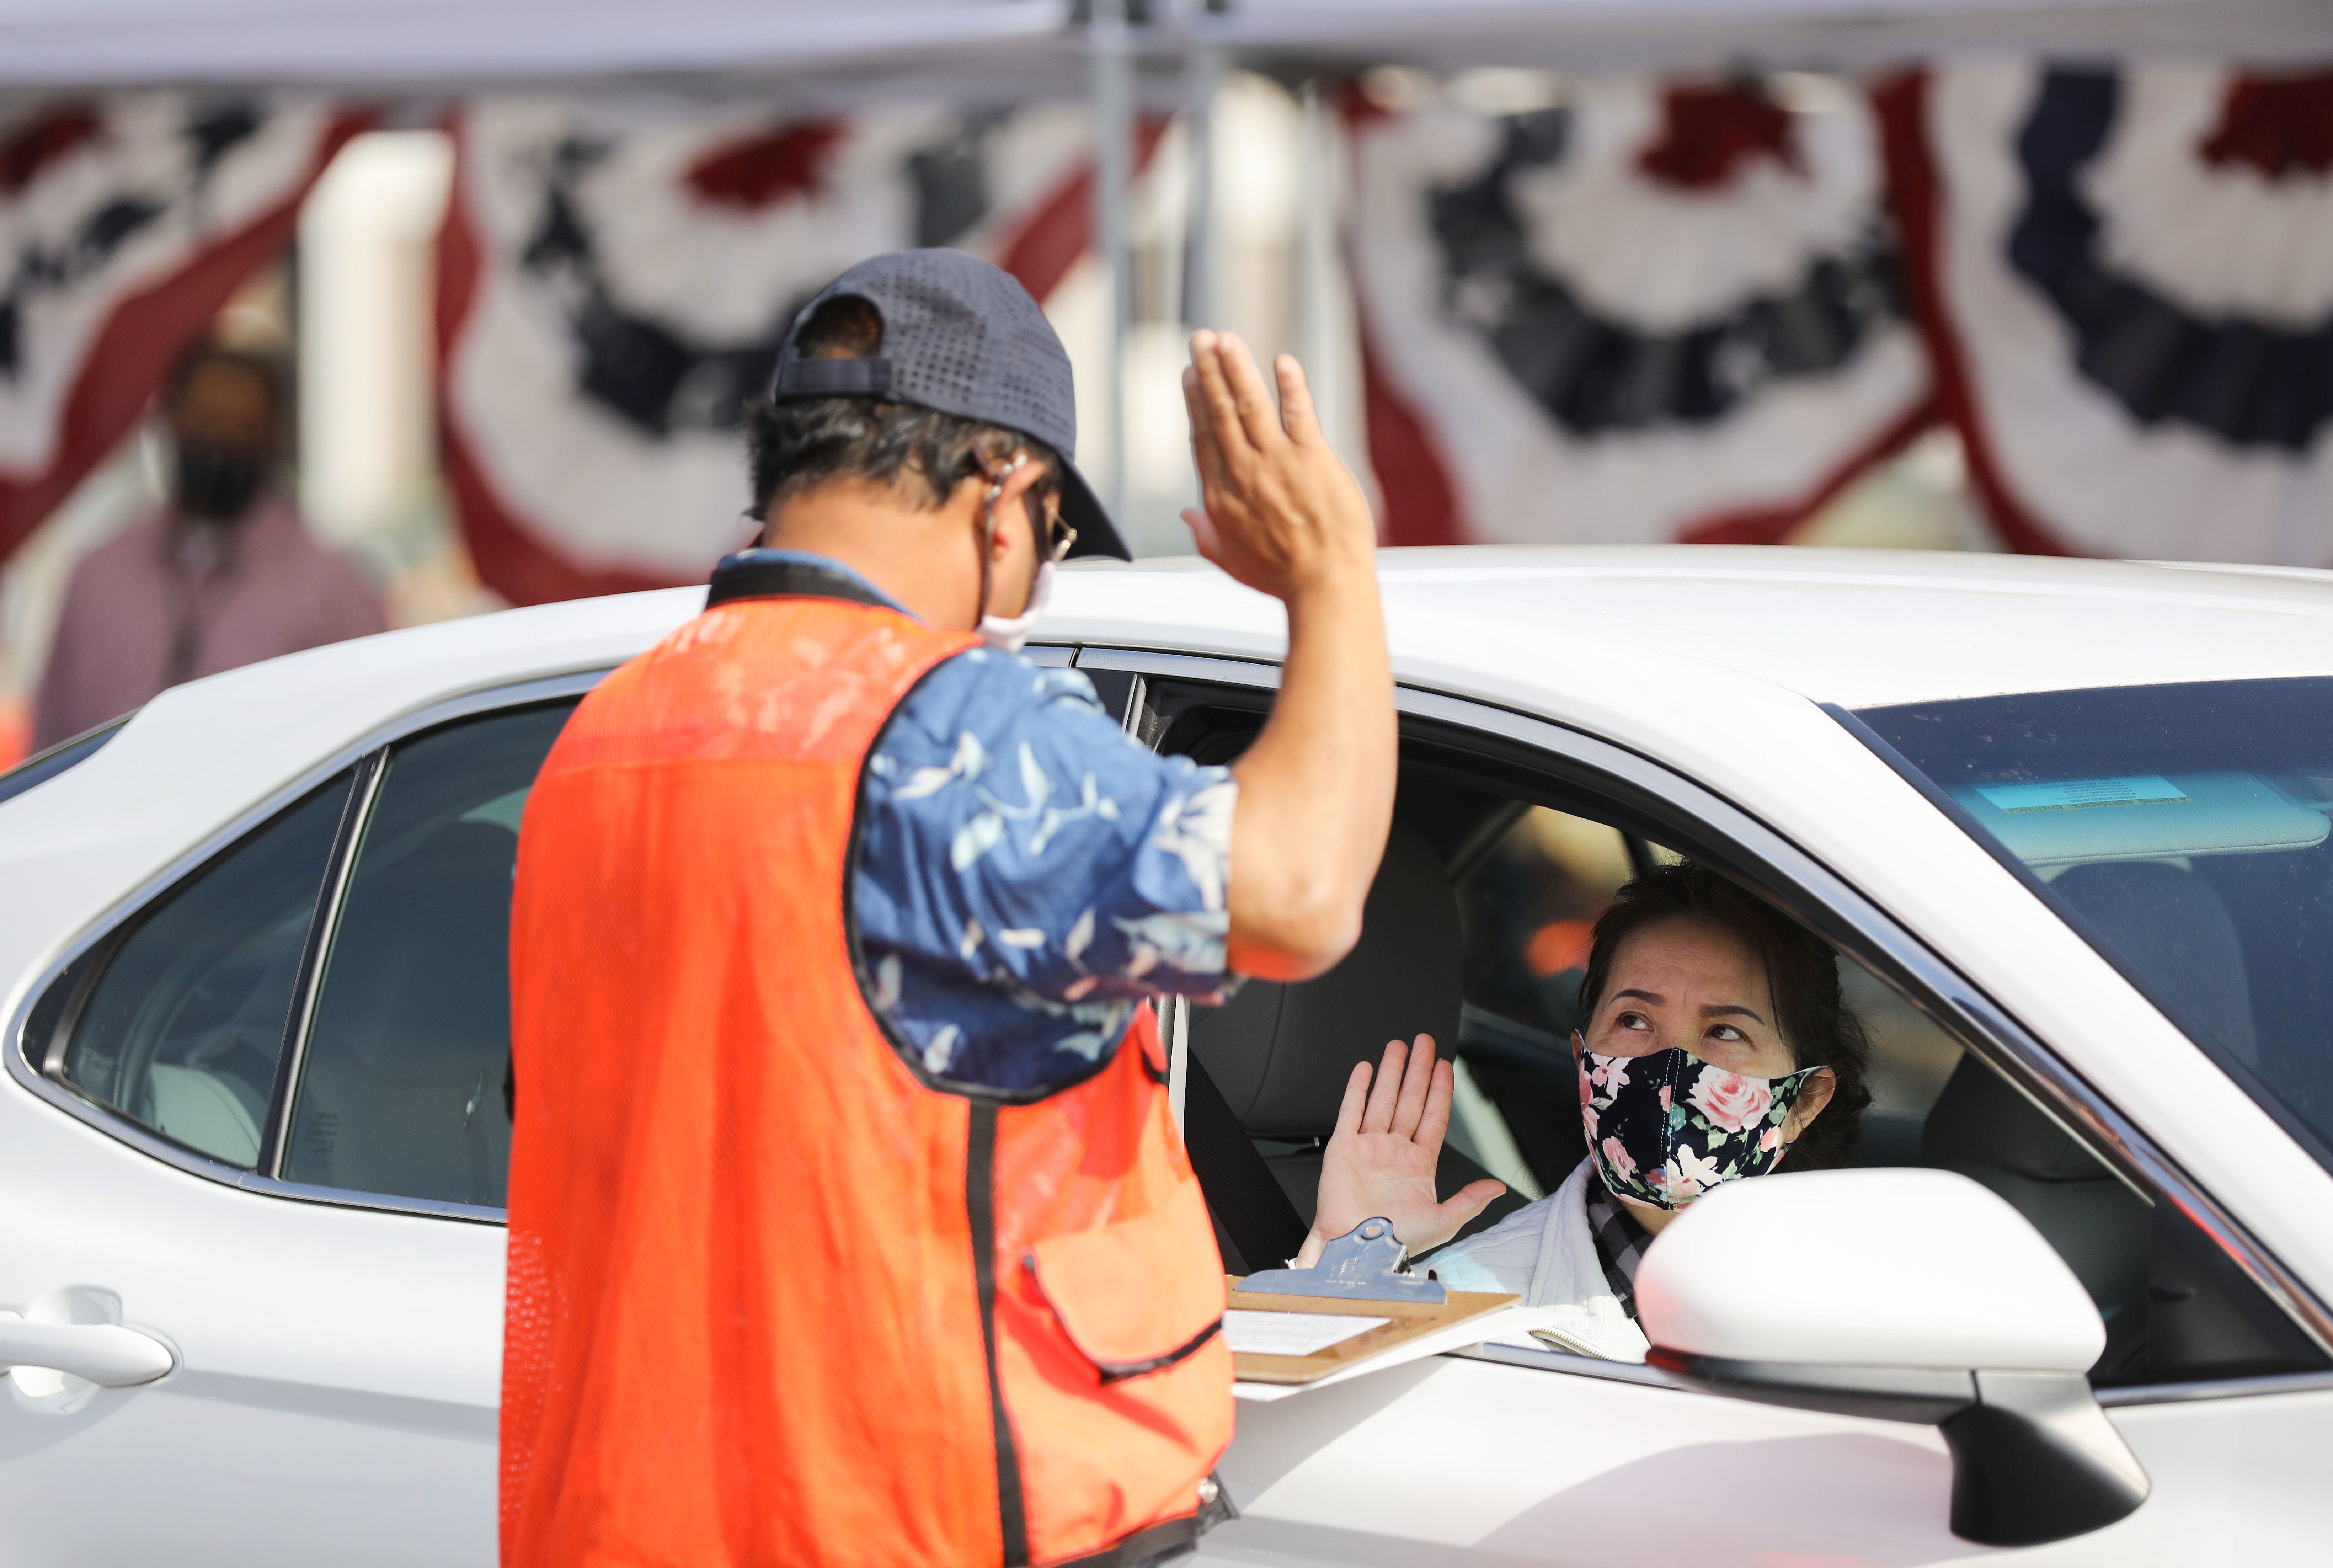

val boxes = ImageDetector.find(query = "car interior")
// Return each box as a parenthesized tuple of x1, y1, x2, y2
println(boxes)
(21, 682, 2329, 1394)
(41, 776, 354, 1170)
(281, 704, 571, 1208)
(1864, 684, 2333, 1164)
(284, 817, 524, 1206)
(1184, 821, 1530, 1267)
(1151, 686, 2330, 1388)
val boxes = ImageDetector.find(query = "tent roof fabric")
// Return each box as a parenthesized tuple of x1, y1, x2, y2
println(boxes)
(1227, 0, 2333, 70)
(0, 0, 1069, 90)
(0, 0, 2327, 89)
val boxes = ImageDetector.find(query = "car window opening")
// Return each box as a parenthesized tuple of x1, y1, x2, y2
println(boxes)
(46, 775, 356, 1169)
(281, 702, 577, 1209)
(1154, 689, 2329, 1391)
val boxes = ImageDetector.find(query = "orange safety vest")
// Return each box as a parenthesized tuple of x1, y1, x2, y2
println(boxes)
(501, 575, 1234, 1568)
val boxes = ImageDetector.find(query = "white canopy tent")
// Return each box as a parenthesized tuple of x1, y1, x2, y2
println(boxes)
(0, 0, 2326, 588)
(0, 0, 2325, 92)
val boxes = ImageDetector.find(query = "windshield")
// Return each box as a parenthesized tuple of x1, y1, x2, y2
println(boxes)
(1850, 677, 2333, 1166)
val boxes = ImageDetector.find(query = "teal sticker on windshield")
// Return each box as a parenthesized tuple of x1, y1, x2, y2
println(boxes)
(1975, 775, 2190, 813)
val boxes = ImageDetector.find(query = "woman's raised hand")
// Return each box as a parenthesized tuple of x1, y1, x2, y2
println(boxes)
(1292, 1034, 1507, 1267)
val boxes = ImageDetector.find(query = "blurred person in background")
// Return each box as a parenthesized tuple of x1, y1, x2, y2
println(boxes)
(31, 340, 384, 749)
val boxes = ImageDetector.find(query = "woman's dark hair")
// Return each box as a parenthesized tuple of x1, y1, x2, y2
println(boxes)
(746, 294, 1063, 523)
(1576, 861, 1872, 1170)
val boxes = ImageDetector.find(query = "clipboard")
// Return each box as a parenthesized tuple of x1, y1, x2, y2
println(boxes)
(1224, 1276, 1520, 1386)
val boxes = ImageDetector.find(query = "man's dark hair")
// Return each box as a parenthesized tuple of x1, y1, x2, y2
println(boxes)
(1576, 860, 1873, 1170)
(164, 341, 291, 437)
(747, 293, 1063, 524)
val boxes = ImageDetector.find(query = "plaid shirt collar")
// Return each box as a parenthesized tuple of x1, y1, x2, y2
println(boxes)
(1584, 1179, 1653, 1319)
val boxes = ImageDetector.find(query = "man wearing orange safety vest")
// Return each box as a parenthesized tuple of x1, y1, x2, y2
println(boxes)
(500, 250, 1395, 1567)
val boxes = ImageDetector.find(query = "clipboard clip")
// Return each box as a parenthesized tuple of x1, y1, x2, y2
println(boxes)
(1238, 1217, 1448, 1304)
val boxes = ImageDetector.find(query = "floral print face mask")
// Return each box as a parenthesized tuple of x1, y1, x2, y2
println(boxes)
(1576, 1039, 1816, 1211)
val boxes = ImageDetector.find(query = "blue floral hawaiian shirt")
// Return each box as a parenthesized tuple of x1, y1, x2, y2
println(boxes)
(759, 553, 1237, 1095)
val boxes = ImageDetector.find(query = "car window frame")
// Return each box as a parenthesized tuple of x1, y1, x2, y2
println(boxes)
(1069, 644, 2333, 1406)
(0, 715, 132, 811)
(4, 670, 604, 1226)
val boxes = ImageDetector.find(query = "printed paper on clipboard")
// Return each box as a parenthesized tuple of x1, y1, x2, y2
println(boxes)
(1224, 1280, 1520, 1387)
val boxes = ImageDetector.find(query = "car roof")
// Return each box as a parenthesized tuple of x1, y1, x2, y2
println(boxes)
(7, 545, 2331, 939)
(1048, 545, 2333, 712)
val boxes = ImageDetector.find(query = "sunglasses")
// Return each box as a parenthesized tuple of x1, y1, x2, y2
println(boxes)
(983, 458, 1076, 564)
(1041, 506, 1078, 565)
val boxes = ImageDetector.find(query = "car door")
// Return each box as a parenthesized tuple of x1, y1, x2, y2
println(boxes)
(0, 684, 583, 1568)
(1069, 649, 2333, 1567)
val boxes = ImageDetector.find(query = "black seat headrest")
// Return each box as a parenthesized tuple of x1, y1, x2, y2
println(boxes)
(1921, 1055, 2109, 1181)
(1189, 823, 1462, 1138)
(1918, 1053, 2152, 1328)
(2049, 860, 2257, 1061)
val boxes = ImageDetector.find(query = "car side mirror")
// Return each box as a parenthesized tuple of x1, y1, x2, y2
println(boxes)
(1635, 1167, 2148, 1547)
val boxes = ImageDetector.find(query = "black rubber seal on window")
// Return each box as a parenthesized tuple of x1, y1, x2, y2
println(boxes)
(258, 758, 379, 1178)
(0, 715, 129, 810)
(968, 1102, 1031, 1566)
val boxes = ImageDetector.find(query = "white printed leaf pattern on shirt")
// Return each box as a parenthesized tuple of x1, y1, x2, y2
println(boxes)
(1114, 909, 1229, 977)
(847, 625, 1241, 1095)
(951, 811, 1005, 870)
(1151, 778, 1235, 914)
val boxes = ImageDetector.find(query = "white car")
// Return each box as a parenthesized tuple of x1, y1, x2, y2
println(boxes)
(3, 545, 2330, 1566)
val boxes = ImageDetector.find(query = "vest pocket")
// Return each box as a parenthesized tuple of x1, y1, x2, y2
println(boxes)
(1025, 1177, 1224, 1383)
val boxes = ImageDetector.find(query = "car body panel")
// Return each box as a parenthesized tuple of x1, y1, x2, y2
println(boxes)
(0, 1071, 500, 1564)
(1198, 1357, 2333, 1565)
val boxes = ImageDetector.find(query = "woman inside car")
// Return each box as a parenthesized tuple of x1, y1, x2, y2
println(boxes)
(1294, 860, 1872, 1361)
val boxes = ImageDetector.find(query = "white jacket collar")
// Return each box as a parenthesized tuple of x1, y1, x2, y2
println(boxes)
(1525, 1162, 1651, 1363)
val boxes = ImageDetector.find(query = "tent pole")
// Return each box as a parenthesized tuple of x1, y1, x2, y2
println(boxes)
(1182, 37, 1223, 332)
(1296, 75, 1331, 388)
(1091, 0, 1135, 535)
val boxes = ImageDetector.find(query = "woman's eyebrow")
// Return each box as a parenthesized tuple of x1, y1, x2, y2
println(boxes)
(1612, 988, 1664, 1006)
(1701, 1003, 1768, 1025)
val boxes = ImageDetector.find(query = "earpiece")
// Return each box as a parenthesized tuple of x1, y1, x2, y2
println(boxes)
(982, 453, 1030, 511)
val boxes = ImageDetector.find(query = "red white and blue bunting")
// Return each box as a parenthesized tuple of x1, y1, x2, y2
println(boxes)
(0, 95, 356, 562)
(1350, 79, 1935, 548)
(1880, 64, 2333, 564)
(438, 100, 1133, 604)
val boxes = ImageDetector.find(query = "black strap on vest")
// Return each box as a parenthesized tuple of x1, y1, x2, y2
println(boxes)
(966, 1102, 1031, 1565)
(1050, 1476, 1237, 1567)
(705, 555, 896, 611)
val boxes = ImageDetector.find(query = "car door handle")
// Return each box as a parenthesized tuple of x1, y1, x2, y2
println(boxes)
(0, 1312, 175, 1387)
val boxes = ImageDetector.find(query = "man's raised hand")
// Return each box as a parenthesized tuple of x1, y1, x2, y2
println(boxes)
(1180, 330, 1375, 602)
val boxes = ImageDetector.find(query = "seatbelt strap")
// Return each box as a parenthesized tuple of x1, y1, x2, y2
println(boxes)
(1179, 1054, 1309, 1273)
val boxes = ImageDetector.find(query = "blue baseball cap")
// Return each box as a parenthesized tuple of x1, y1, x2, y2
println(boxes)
(767, 248, 1131, 562)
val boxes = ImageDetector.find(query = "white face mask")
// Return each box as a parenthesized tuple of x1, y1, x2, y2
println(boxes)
(978, 556, 1053, 653)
